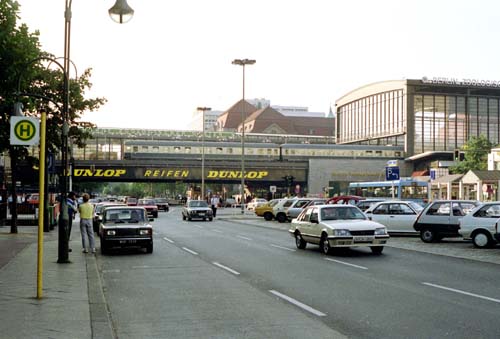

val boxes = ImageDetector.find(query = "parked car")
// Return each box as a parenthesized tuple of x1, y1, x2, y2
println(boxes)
(182, 200, 213, 221)
(459, 202, 500, 248)
(137, 198, 159, 218)
(154, 198, 170, 212)
(93, 202, 125, 233)
(255, 199, 282, 220)
(364, 200, 424, 234)
(356, 199, 387, 212)
(99, 206, 153, 254)
(327, 195, 365, 205)
(413, 200, 479, 242)
(221, 198, 237, 207)
(286, 198, 325, 221)
(247, 198, 268, 210)
(273, 198, 298, 223)
(289, 204, 389, 255)
(125, 197, 138, 206)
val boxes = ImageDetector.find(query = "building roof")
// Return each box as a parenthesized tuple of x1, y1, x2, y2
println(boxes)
(431, 174, 464, 184)
(217, 99, 257, 129)
(462, 170, 500, 183)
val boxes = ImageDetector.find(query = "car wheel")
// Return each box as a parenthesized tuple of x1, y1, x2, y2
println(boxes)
(277, 213, 287, 223)
(320, 235, 331, 255)
(264, 212, 273, 221)
(420, 229, 437, 243)
(371, 246, 384, 254)
(472, 230, 493, 248)
(146, 243, 153, 254)
(295, 233, 306, 249)
(154, 212, 158, 218)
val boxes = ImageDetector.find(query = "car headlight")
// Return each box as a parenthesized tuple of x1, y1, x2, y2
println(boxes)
(333, 229, 351, 237)
(106, 230, 116, 236)
(375, 227, 387, 236)
(140, 229, 151, 235)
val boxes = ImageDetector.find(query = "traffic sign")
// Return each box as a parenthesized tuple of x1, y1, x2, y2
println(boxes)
(10, 116, 39, 146)
(270, 185, 277, 193)
(385, 166, 400, 181)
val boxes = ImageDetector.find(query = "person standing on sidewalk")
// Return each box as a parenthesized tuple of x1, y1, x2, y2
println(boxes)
(78, 193, 95, 254)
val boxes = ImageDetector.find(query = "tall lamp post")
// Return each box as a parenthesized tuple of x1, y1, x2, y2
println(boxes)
(197, 107, 211, 201)
(232, 59, 255, 214)
(58, 0, 134, 263)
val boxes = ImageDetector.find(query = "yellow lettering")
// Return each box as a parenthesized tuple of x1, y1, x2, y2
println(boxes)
(144, 170, 152, 177)
(153, 170, 160, 177)
(115, 169, 126, 177)
(207, 171, 218, 178)
(84, 169, 93, 176)
(74, 169, 84, 176)
(258, 171, 268, 178)
(228, 171, 239, 179)
(246, 171, 257, 179)
(181, 170, 189, 177)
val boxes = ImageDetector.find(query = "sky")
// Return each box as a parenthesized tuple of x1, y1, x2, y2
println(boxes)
(15, 0, 500, 130)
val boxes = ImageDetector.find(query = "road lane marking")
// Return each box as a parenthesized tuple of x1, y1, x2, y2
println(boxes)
(423, 282, 500, 304)
(211, 229, 222, 233)
(269, 290, 326, 317)
(102, 269, 120, 274)
(237, 235, 252, 241)
(270, 244, 296, 252)
(324, 258, 368, 270)
(194, 224, 204, 229)
(132, 265, 150, 269)
(182, 247, 199, 255)
(212, 262, 240, 275)
(163, 237, 175, 243)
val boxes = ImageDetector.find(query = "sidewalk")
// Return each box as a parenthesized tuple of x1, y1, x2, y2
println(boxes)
(0, 221, 112, 339)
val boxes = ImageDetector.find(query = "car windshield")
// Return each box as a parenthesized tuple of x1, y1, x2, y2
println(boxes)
(104, 209, 145, 223)
(155, 198, 168, 203)
(321, 206, 366, 221)
(188, 200, 209, 208)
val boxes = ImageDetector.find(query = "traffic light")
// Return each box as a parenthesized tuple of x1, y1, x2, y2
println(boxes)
(283, 175, 294, 186)
(454, 149, 464, 161)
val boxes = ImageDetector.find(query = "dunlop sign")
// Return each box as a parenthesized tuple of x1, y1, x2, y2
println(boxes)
(10, 116, 40, 146)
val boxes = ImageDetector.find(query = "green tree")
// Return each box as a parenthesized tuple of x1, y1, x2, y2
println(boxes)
(450, 135, 495, 174)
(0, 1, 105, 231)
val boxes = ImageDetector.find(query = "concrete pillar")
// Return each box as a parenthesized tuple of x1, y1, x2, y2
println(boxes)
(477, 180, 482, 201)
(459, 181, 463, 199)
(447, 182, 452, 200)
(438, 183, 442, 200)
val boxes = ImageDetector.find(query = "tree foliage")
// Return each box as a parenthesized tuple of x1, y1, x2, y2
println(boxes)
(0, 0, 106, 160)
(449, 135, 495, 174)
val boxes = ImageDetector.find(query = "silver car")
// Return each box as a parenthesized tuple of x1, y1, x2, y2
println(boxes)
(364, 200, 424, 234)
(287, 198, 327, 221)
(289, 205, 389, 255)
(459, 202, 500, 248)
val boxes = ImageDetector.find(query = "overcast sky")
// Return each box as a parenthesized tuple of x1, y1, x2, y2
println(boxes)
(16, 0, 500, 130)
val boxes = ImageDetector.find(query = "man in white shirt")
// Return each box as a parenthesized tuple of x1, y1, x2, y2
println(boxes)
(210, 195, 219, 218)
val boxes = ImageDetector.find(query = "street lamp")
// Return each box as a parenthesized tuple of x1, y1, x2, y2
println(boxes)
(58, 0, 134, 263)
(232, 58, 255, 214)
(197, 107, 211, 201)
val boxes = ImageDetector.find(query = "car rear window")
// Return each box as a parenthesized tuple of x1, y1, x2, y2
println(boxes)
(105, 209, 145, 222)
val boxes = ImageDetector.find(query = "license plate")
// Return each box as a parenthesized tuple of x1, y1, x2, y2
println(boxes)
(354, 236, 374, 242)
(120, 240, 137, 244)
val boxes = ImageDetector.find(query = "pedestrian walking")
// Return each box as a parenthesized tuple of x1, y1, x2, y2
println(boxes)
(210, 195, 219, 218)
(78, 193, 95, 254)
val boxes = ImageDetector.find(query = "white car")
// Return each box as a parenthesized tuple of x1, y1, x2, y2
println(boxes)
(364, 200, 424, 234)
(246, 198, 268, 211)
(289, 205, 389, 255)
(459, 202, 500, 248)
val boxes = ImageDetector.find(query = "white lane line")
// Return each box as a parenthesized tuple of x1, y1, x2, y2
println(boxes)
(237, 235, 252, 241)
(163, 237, 175, 243)
(194, 225, 204, 229)
(182, 247, 199, 255)
(132, 265, 150, 269)
(324, 258, 368, 270)
(269, 290, 326, 317)
(102, 269, 120, 274)
(212, 262, 240, 275)
(270, 244, 296, 252)
(423, 282, 500, 304)
(212, 229, 223, 233)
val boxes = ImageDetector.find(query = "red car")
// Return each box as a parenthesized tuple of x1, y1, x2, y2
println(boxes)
(137, 198, 159, 218)
(326, 195, 365, 205)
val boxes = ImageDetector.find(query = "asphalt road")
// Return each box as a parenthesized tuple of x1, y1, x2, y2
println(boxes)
(95, 207, 500, 339)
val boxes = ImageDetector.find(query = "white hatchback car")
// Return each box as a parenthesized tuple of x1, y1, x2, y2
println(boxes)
(364, 200, 424, 234)
(289, 204, 389, 255)
(246, 198, 268, 211)
(459, 202, 500, 248)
